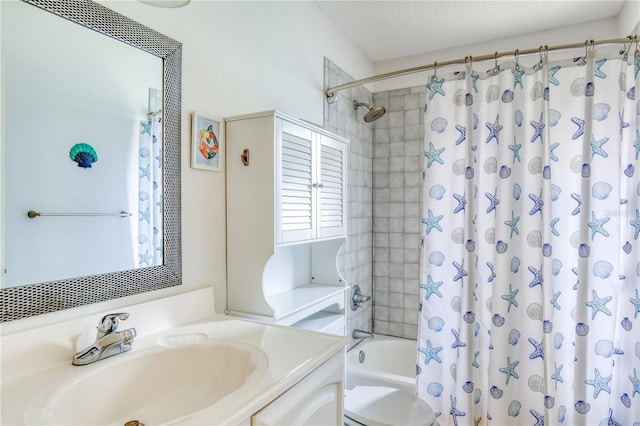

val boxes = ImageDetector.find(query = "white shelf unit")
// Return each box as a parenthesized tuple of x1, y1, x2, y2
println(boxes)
(225, 111, 349, 333)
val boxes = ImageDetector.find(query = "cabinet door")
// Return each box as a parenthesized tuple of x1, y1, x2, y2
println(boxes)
(278, 120, 314, 244)
(316, 135, 347, 239)
(251, 352, 344, 426)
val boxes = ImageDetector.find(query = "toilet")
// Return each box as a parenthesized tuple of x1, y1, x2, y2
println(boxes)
(344, 386, 437, 426)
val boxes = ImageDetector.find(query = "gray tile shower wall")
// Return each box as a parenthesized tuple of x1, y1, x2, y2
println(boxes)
(323, 59, 374, 348)
(372, 87, 426, 339)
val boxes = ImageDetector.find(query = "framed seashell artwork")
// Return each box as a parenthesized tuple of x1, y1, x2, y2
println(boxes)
(191, 111, 224, 171)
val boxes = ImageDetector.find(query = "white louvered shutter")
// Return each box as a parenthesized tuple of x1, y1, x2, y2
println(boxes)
(317, 135, 346, 238)
(278, 120, 314, 243)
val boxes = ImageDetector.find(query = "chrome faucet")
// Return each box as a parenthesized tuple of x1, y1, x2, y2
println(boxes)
(352, 329, 374, 340)
(72, 313, 136, 366)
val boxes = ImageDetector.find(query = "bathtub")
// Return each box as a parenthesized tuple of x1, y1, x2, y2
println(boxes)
(346, 334, 416, 394)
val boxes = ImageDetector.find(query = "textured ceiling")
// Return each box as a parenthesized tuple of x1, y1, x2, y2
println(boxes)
(313, 1, 626, 62)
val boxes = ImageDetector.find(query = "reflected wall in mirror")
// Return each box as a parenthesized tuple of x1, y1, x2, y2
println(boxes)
(0, 0, 182, 322)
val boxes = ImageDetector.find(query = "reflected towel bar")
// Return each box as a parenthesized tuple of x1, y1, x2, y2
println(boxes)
(27, 210, 131, 219)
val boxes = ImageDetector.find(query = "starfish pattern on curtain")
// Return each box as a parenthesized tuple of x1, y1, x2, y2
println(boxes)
(418, 45, 640, 425)
(137, 114, 163, 268)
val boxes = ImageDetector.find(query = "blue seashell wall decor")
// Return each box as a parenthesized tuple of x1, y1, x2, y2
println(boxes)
(69, 143, 98, 168)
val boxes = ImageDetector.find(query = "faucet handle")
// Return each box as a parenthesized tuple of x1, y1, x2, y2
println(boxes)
(97, 312, 129, 335)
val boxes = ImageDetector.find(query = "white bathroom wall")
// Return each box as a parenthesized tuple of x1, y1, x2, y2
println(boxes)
(1, 0, 373, 332)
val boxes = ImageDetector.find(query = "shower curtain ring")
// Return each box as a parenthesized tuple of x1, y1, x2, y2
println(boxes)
(514, 49, 520, 70)
(583, 39, 594, 62)
(493, 51, 500, 74)
(432, 61, 438, 82)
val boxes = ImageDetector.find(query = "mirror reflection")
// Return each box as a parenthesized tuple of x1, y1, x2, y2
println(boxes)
(0, 0, 182, 322)
(2, 2, 162, 287)
(2, 1, 164, 288)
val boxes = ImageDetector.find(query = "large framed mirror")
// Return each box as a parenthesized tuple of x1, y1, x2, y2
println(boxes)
(1, 0, 182, 322)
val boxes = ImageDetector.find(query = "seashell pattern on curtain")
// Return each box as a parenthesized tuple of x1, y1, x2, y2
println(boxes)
(418, 46, 640, 425)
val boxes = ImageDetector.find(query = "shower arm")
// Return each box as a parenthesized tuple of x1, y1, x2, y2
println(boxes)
(325, 35, 638, 103)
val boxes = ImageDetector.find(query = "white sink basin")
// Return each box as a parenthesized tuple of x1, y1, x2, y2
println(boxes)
(26, 340, 267, 425)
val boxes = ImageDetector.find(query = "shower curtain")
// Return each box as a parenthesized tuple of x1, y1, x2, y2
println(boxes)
(417, 45, 639, 425)
(137, 114, 163, 267)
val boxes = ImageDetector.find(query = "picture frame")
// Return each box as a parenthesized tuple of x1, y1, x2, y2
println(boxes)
(191, 111, 224, 171)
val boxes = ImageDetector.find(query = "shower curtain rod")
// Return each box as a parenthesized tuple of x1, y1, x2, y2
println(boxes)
(325, 34, 639, 103)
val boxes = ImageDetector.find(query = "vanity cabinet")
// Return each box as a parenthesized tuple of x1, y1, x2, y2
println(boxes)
(251, 351, 344, 425)
(225, 111, 348, 333)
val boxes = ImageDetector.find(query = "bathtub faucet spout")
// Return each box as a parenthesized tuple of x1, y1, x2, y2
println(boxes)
(353, 329, 374, 340)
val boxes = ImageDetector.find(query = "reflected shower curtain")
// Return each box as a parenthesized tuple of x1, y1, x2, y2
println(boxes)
(417, 45, 639, 425)
(137, 114, 163, 267)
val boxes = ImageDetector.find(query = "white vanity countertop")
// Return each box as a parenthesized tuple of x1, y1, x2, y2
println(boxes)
(0, 288, 347, 425)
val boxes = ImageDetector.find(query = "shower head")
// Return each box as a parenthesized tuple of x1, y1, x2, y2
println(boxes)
(354, 100, 386, 123)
